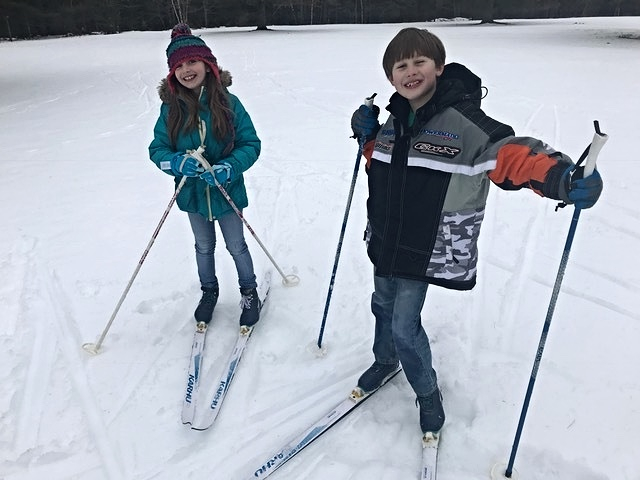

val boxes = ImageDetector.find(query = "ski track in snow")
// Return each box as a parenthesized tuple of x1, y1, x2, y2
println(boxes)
(44, 269, 126, 479)
(496, 102, 559, 349)
(14, 247, 58, 455)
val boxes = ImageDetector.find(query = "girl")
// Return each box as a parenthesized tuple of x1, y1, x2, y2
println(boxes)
(149, 23, 261, 326)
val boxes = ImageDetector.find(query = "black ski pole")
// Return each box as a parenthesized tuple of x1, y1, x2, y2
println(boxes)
(315, 93, 377, 351)
(492, 121, 608, 480)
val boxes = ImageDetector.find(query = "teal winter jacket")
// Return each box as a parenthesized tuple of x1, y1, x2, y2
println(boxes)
(149, 72, 261, 220)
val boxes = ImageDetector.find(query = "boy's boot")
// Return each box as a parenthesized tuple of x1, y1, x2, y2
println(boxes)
(416, 388, 445, 433)
(239, 287, 260, 326)
(194, 286, 219, 324)
(357, 361, 399, 393)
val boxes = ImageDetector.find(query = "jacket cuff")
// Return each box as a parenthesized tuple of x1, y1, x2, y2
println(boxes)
(542, 162, 570, 202)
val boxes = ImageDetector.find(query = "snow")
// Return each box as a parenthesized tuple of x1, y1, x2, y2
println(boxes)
(1, 16, 639, 480)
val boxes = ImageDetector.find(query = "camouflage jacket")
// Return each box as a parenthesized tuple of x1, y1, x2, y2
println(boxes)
(363, 63, 571, 290)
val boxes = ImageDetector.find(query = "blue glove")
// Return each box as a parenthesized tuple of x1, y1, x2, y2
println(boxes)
(351, 104, 380, 142)
(561, 165, 603, 209)
(200, 162, 234, 186)
(170, 153, 202, 177)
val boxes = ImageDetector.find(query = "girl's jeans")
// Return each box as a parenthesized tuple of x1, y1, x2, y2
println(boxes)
(188, 211, 257, 291)
(371, 274, 438, 396)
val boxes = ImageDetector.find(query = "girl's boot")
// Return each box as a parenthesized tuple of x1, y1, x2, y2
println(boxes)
(194, 286, 219, 323)
(239, 287, 260, 326)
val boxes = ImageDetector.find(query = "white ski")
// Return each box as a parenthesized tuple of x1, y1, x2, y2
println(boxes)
(191, 272, 271, 430)
(251, 366, 402, 479)
(181, 321, 207, 425)
(192, 324, 255, 430)
(421, 430, 440, 480)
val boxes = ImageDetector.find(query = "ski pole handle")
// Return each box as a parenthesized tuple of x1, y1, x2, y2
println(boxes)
(584, 120, 608, 177)
(364, 92, 377, 108)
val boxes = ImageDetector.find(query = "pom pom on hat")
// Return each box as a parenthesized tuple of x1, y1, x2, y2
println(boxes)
(171, 23, 192, 39)
(166, 23, 219, 82)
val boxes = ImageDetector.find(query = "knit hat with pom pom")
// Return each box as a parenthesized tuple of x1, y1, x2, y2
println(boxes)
(166, 23, 220, 81)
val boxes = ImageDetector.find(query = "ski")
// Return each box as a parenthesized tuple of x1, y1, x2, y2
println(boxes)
(181, 320, 207, 425)
(251, 366, 402, 479)
(421, 431, 440, 480)
(182, 272, 270, 429)
(192, 277, 271, 431)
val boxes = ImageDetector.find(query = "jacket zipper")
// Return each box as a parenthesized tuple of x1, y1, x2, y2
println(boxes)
(206, 184, 213, 221)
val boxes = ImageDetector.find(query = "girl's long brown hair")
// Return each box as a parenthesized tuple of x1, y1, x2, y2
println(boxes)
(166, 72, 234, 154)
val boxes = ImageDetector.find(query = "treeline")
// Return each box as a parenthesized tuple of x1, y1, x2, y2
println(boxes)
(1, 0, 637, 40)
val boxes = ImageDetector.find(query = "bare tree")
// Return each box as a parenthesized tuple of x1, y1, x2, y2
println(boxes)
(171, 0, 190, 22)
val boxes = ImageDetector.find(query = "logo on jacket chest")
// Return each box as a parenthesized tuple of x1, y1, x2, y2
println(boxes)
(413, 141, 461, 159)
(374, 141, 393, 152)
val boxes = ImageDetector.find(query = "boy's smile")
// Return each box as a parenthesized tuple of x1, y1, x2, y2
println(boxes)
(389, 55, 444, 111)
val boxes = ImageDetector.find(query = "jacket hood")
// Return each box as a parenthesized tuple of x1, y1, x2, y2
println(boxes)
(158, 68, 233, 103)
(435, 62, 483, 107)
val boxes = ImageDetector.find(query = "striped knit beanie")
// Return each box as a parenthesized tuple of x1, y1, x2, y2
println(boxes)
(166, 23, 220, 81)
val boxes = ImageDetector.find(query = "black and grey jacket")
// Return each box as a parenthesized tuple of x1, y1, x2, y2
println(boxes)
(364, 62, 572, 290)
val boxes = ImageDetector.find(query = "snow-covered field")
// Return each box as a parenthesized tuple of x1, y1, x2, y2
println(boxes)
(1, 16, 639, 480)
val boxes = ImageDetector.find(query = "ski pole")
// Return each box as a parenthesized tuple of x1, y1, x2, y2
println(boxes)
(83, 175, 189, 355)
(494, 121, 608, 479)
(316, 93, 377, 351)
(190, 148, 299, 287)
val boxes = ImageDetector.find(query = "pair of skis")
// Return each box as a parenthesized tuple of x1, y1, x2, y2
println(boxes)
(250, 366, 441, 480)
(179, 273, 440, 478)
(181, 275, 270, 430)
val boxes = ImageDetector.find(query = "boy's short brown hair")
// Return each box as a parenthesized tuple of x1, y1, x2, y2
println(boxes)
(382, 28, 446, 79)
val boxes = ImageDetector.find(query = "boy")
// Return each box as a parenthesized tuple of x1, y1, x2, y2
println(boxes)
(350, 28, 602, 435)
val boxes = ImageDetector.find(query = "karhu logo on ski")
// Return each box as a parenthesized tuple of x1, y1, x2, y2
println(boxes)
(185, 374, 196, 403)
(413, 141, 460, 159)
(254, 452, 285, 477)
(210, 380, 227, 408)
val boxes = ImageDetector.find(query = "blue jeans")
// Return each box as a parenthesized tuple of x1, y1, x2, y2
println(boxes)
(188, 211, 257, 290)
(371, 275, 438, 396)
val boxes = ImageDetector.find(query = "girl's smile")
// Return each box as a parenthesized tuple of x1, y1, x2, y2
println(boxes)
(175, 59, 208, 90)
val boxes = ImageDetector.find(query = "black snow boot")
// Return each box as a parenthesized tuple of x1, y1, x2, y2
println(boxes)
(194, 286, 219, 324)
(416, 388, 445, 433)
(357, 361, 399, 393)
(239, 287, 260, 327)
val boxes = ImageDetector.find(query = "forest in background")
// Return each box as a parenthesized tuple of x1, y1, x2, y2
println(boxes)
(1, 0, 638, 40)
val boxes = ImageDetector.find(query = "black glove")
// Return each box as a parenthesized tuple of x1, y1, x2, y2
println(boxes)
(351, 104, 380, 142)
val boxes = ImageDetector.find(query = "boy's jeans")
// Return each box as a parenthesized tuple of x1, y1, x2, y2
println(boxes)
(188, 211, 257, 291)
(371, 274, 438, 396)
